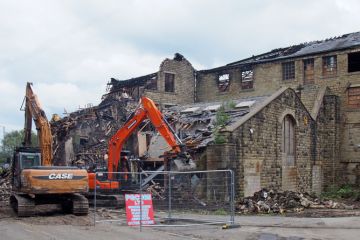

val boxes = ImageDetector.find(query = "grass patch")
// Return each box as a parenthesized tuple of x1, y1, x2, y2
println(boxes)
(322, 184, 360, 199)
(213, 208, 228, 215)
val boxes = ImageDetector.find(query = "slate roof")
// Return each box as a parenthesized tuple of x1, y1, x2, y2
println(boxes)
(201, 31, 360, 72)
(163, 95, 270, 150)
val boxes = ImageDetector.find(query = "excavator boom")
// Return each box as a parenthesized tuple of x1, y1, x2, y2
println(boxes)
(106, 96, 194, 181)
(24, 82, 53, 166)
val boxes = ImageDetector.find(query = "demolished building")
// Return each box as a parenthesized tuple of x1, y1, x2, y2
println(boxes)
(52, 32, 360, 197)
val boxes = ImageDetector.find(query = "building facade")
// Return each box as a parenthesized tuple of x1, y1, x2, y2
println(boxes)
(70, 32, 360, 196)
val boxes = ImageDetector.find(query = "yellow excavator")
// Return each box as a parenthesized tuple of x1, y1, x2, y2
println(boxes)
(10, 82, 89, 217)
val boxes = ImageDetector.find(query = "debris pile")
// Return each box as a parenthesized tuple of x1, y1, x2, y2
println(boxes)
(146, 182, 165, 200)
(0, 169, 11, 202)
(237, 189, 354, 214)
(51, 94, 138, 167)
(164, 102, 257, 151)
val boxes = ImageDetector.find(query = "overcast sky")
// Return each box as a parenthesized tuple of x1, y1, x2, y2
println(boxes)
(0, 0, 360, 139)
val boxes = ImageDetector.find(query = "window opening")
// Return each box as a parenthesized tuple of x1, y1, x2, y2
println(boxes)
(218, 73, 230, 92)
(348, 52, 360, 72)
(322, 55, 337, 77)
(164, 73, 175, 92)
(241, 66, 254, 89)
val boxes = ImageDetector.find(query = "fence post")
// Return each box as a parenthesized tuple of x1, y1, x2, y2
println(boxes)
(94, 172, 97, 226)
(230, 170, 235, 225)
(168, 172, 172, 220)
(139, 172, 143, 232)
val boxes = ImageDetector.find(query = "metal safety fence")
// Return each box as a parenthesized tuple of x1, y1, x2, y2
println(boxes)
(93, 170, 235, 229)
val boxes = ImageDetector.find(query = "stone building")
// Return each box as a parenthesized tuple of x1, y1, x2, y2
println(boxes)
(193, 32, 360, 192)
(56, 32, 360, 197)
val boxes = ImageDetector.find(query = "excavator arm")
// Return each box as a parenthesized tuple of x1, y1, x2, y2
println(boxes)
(107, 97, 193, 180)
(23, 82, 53, 166)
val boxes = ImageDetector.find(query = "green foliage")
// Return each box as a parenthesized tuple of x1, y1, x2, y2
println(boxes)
(0, 130, 38, 163)
(227, 100, 236, 109)
(213, 208, 227, 215)
(214, 134, 226, 144)
(322, 184, 360, 199)
(215, 105, 229, 127)
(0, 152, 10, 164)
(213, 104, 230, 144)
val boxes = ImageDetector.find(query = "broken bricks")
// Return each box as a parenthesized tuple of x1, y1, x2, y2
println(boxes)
(237, 188, 354, 214)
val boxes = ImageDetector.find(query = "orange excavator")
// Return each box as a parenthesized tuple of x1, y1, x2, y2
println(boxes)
(10, 83, 89, 217)
(88, 96, 195, 192)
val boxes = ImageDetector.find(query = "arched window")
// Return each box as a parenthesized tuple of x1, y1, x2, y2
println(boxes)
(282, 115, 296, 166)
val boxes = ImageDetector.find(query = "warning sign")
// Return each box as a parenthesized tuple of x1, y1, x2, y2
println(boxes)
(125, 194, 155, 226)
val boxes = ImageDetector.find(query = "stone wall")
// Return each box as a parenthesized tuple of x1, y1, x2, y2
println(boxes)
(205, 89, 314, 197)
(197, 47, 360, 185)
(144, 56, 196, 106)
(206, 144, 238, 200)
(315, 95, 341, 189)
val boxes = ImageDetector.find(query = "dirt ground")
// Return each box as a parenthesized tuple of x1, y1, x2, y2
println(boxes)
(0, 201, 93, 226)
(1, 199, 360, 226)
(1, 200, 360, 240)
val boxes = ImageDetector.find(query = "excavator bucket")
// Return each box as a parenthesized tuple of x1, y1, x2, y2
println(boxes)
(173, 157, 196, 171)
(166, 151, 196, 171)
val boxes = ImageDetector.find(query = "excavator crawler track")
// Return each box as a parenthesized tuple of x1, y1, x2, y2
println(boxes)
(10, 194, 35, 217)
(71, 194, 89, 215)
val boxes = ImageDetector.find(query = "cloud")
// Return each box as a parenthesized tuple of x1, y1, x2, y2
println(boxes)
(0, 0, 359, 135)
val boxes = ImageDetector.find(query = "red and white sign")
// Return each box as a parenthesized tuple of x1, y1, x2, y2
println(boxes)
(125, 194, 155, 226)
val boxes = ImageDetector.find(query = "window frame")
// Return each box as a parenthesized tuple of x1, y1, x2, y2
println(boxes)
(322, 55, 337, 77)
(303, 58, 314, 84)
(348, 86, 360, 108)
(282, 61, 295, 81)
(282, 115, 296, 166)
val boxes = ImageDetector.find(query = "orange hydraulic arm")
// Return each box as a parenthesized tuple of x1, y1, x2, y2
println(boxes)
(107, 97, 184, 179)
(23, 82, 53, 166)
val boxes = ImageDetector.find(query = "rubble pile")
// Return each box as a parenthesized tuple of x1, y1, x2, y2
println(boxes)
(0, 169, 11, 202)
(146, 182, 166, 200)
(51, 94, 138, 167)
(237, 188, 354, 214)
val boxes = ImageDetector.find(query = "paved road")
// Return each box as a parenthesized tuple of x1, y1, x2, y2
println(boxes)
(1, 215, 359, 240)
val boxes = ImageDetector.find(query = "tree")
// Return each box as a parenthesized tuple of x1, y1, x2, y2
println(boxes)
(0, 130, 38, 163)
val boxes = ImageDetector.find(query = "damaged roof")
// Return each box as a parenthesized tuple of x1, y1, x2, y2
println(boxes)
(108, 53, 189, 91)
(201, 31, 360, 72)
(163, 95, 270, 150)
(108, 73, 157, 90)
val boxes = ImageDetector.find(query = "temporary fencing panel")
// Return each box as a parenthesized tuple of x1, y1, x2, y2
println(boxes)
(93, 170, 235, 229)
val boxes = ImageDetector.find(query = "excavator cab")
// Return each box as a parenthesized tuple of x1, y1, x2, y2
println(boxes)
(11, 147, 41, 190)
(17, 150, 41, 169)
